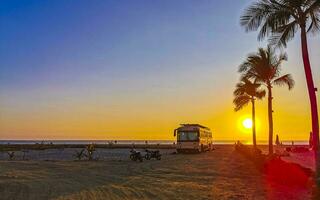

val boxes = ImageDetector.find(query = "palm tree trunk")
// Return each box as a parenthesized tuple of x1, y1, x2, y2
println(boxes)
(252, 98, 256, 148)
(267, 84, 273, 155)
(300, 26, 320, 185)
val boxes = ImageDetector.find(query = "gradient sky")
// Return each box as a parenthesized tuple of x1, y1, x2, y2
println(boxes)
(0, 0, 319, 141)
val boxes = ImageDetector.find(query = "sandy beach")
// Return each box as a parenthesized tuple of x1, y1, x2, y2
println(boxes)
(0, 145, 315, 200)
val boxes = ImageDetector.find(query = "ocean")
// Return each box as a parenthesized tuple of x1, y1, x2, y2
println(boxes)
(0, 140, 309, 145)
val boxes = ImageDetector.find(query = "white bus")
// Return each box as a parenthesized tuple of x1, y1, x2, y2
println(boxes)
(174, 124, 213, 153)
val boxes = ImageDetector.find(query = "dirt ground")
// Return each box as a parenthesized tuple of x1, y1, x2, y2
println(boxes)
(0, 145, 315, 200)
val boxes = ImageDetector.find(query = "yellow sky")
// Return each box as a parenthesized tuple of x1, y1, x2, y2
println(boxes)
(0, 76, 318, 141)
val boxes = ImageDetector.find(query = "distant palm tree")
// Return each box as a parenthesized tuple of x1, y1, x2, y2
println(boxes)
(239, 47, 294, 155)
(240, 0, 319, 168)
(233, 77, 266, 148)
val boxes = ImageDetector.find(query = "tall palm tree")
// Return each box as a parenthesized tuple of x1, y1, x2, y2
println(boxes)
(240, 0, 320, 178)
(233, 77, 266, 148)
(239, 47, 294, 155)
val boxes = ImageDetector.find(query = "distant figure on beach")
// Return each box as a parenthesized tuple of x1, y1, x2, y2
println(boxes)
(291, 141, 294, 146)
(275, 135, 280, 146)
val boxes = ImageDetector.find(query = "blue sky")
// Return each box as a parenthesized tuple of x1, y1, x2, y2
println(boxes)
(0, 0, 256, 90)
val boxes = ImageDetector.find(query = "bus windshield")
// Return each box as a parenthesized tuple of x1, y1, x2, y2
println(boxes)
(178, 131, 199, 141)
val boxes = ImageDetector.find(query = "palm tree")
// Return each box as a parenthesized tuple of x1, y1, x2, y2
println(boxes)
(239, 47, 294, 155)
(233, 77, 266, 148)
(240, 0, 319, 178)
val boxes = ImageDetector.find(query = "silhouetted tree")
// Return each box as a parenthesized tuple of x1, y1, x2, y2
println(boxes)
(233, 77, 265, 148)
(240, 0, 319, 183)
(239, 47, 294, 155)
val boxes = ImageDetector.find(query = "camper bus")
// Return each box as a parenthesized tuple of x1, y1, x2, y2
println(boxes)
(174, 124, 213, 153)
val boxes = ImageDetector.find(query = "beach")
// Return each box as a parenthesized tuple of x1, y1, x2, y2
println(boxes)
(0, 145, 315, 200)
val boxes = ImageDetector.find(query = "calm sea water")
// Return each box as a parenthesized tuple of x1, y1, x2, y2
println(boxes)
(0, 140, 173, 145)
(0, 140, 309, 145)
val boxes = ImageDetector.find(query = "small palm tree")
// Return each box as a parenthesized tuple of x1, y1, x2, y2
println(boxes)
(239, 47, 294, 155)
(85, 144, 96, 161)
(233, 77, 266, 148)
(74, 149, 85, 161)
(7, 151, 15, 160)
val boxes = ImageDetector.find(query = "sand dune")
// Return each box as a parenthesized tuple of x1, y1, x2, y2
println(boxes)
(0, 146, 314, 200)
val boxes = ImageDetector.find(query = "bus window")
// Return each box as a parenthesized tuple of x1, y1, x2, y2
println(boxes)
(178, 132, 198, 141)
(188, 132, 198, 140)
(178, 132, 188, 141)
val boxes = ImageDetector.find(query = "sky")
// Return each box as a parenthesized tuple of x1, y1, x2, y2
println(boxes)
(0, 0, 319, 141)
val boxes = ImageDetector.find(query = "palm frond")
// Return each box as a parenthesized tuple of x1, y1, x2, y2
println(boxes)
(234, 83, 246, 96)
(257, 6, 293, 40)
(233, 95, 251, 111)
(269, 20, 298, 47)
(307, 7, 320, 34)
(304, 0, 320, 15)
(241, 0, 294, 41)
(240, 0, 273, 32)
(256, 89, 266, 99)
(233, 77, 265, 111)
(238, 47, 293, 91)
(272, 51, 288, 77)
(239, 61, 253, 73)
(272, 74, 295, 89)
(241, 0, 320, 46)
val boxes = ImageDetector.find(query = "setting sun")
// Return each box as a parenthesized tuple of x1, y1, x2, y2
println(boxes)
(242, 118, 252, 129)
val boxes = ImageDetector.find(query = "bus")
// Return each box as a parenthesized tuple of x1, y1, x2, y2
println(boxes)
(174, 124, 213, 153)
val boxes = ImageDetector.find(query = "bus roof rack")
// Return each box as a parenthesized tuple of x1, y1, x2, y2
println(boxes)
(180, 124, 210, 130)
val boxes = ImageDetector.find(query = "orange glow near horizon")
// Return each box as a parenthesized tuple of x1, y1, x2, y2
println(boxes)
(0, 92, 314, 142)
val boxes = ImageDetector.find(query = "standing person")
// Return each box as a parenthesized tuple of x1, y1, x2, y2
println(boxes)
(275, 135, 280, 146)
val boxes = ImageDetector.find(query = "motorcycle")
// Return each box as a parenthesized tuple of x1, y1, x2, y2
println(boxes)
(130, 149, 143, 162)
(144, 149, 161, 160)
